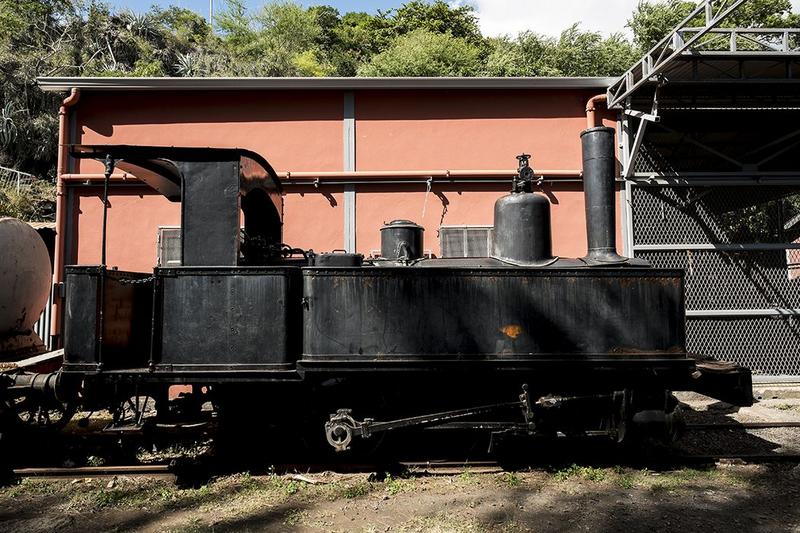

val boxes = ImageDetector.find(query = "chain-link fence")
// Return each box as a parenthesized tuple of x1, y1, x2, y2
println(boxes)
(631, 184, 800, 378)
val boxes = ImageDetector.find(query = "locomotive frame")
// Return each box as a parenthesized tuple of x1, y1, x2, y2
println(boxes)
(2, 127, 753, 453)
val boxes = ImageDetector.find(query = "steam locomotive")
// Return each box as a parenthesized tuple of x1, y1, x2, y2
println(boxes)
(0, 127, 752, 453)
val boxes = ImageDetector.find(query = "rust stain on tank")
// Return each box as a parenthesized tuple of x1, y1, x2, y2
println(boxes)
(500, 325, 523, 339)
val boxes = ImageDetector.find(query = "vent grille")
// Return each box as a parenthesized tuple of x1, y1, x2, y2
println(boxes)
(157, 227, 182, 267)
(440, 226, 492, 258)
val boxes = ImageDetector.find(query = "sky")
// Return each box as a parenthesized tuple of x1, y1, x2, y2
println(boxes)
(107, 0, 800, 38)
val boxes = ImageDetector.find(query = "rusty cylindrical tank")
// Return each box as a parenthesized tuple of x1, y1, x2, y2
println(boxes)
(380, 220, 424, 261)
(491, 192, 554, 265)
(0, 218, 52, 335)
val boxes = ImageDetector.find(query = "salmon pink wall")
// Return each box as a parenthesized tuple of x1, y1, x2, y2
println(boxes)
(355, 90, 590, 171)
(76, 90, 344, 173)
(354, 183, 621, 258)
(282, 186, 344, 252)
(73, 187, 180, 271)
(72, 186, 345, 271)
(65, 87, 620, 271)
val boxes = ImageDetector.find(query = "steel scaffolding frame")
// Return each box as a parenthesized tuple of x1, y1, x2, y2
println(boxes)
(612, 0, 800, 380)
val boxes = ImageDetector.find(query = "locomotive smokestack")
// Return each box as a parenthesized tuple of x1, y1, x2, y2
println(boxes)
(581, 126, 626, 264)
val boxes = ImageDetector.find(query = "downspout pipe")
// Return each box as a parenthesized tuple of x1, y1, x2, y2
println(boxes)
(585, 94, 607, 130)
(51, 88, 80, 347)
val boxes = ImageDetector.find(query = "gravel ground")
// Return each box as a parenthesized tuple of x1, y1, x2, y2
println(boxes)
(676, 392, 800, 457)
(0, 463, 798, 532)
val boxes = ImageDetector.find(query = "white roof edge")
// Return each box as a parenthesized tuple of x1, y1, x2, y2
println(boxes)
(37, 76, 615, 92)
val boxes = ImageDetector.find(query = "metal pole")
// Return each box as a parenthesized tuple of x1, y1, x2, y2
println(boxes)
(101, 154, 114, 267)
(97, 154, 115, 372)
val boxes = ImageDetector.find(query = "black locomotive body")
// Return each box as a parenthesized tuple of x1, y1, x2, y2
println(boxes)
(25, 127, 751, 451)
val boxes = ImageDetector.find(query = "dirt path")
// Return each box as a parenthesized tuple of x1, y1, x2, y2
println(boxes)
(1, 463, 799, 533)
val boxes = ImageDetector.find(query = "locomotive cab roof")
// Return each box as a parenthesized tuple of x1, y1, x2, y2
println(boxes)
(71, 144, 284, 267)
(69, 144, 282, 201)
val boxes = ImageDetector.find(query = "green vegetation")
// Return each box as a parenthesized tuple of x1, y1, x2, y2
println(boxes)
(496, 471, 522, 487)
(384, 472, 415, 495)
(340, 480, 371, 498)
(0, 179, 55, 221)
(1, 0, 797, 220)
(553, 464, 607, 482)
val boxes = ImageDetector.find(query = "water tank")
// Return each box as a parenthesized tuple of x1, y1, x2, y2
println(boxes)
(313, 251, 364, 267)
(491, 192, 554, 266)
(380, 220, 424, 261)
(0, 218, 52, 334)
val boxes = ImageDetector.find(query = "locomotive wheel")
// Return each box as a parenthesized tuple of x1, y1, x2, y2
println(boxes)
(11, 392, 76, 431)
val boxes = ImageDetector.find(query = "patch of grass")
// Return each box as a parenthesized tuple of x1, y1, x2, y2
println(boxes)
(283, 508, 306, 527)
(384, 473, 414, 496)
(85, 455, 105, 467)
(496, 472, 521, 487)
(398, 512, 482, 532)
(773, 403, 799, 411)
(340, 481, 371, 499)
(639, 468, 718, 493)
(649, 480, 672, 494)
(94, 487, 148, 508)
(3, 478, 58, 498)
(553, 464, 606, 482)
(617, 475, 635, 489)
(260, 474, 304, 497)
(283, 480, 300, 496)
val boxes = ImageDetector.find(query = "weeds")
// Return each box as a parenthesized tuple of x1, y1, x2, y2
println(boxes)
(384, 473, 414, 495)
(283, 508, 306, 526)
(341, 481, 371, 499)
(617, 475, 635, 489)
(497, 472, 522, 487)
(553, 464, 606, 482)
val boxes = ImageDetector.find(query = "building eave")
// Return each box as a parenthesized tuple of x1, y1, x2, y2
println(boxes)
(37, 76, 617, 92)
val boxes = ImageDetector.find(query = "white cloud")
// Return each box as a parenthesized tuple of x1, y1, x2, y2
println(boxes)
(462, 0, 800, 39)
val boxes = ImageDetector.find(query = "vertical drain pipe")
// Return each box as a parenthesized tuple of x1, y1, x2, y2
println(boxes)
(585, 94, 607, 130)
(581, 126, 627, 265)
(51, 88, 80, 348)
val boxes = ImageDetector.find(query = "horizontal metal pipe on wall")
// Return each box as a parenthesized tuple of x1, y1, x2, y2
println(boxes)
(60, 170, 585, 187)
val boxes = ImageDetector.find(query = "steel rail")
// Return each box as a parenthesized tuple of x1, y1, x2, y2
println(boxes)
(13, 464, 175, 479)
(686, 421, 800, 430)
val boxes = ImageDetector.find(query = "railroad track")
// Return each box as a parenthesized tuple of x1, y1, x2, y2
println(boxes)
(8, 419, 800, 479)
(12, 464, 176, 480)
(10, 449, 800, 481)
(685, 421, 800, 430)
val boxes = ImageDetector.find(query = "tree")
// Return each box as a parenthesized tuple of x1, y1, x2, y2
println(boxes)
(213, 0, 331, 76)
(484, 25, 639, 77)
(358, 29, 482, 77)
(628, 0, 800, 52)
(1, 0, 799, 221)
(388, 0, 482, 42)
(328, 11, 378, 76)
